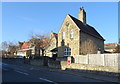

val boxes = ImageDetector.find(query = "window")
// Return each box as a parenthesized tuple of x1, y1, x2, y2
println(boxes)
(64, 48, 71, 56)
(70, 29, 74, 39)
(65, 21, 69, 27)
(62, 32, 65, 40)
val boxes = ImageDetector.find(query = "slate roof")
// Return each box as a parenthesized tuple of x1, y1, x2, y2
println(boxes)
(68, 14, 105, 41)
(50, 47, 58, 52)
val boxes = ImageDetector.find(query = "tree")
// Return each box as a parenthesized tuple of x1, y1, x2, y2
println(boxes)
(8, 45, 18, 55)
(29, 34, 50, 56)
(0, 41, 8, 51)
(7, 41, 18, 55)
(0, 41, 8, 56)
(0, 41, 18, 56)
(114, 44, 120, 53)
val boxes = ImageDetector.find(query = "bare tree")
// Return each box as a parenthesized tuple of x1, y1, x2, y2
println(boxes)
(0, 41, 8, 51)
(29, 33, 50, 56)
(8, 46, 18, 55)
(0, 41, 18, 56)
(0, 41, 9, 56)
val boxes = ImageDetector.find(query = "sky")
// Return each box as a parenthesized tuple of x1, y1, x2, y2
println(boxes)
(2, 2, 118, 44)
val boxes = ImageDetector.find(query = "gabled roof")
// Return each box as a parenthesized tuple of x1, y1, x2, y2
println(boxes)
(68, 14, 105, 41)
(21, 42, 31, 49)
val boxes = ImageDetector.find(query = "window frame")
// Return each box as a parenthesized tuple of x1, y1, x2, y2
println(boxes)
(70, 29, 74, 39)
(62, 32, 65, 40)
(64, 48, 71, 57)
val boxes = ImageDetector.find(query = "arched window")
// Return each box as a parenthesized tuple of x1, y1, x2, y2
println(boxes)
(64, 48, 71, 56)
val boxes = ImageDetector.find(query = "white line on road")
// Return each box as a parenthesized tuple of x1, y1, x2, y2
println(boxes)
(14, 70, 29, 75)
(2, 63, 8, 66)
(2, 68, 8, 71)
(39, 78, 57, 84)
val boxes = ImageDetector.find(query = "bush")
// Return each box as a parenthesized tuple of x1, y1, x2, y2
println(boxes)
(114, 45, 120, 53)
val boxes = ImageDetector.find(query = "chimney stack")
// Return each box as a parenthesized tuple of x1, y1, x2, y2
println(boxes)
(78, 7, 86, 24)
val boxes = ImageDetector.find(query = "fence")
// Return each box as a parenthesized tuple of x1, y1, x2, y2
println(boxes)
(73, 53, 119, 67)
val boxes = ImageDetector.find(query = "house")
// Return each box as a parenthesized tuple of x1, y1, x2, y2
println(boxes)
(104, 43, 118, 53)
(45, 32, 58, 57)
(17, 42, 31, 56)
(57, 7, 105, 57)
(17, 38, 49, 57)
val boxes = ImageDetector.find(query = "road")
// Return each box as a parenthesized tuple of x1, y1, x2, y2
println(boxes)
(1, 59, 114, 83)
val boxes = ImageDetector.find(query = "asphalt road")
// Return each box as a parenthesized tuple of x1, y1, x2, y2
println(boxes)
(2, 62, 106, 84)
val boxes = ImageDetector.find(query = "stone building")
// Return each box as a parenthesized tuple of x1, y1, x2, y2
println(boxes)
(57, 7, 105, 57)
(45, 32, 58, 57)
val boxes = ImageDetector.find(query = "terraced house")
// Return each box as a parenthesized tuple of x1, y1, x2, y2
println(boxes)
(57, 7, 105, 57)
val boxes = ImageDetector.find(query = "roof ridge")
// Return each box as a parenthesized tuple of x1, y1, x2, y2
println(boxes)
(68, 14, 104, 40)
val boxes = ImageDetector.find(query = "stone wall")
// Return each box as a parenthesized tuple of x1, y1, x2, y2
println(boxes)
(56, 57, 67, 61)
(48, 59, 61, 69)
(30, 56, 49, 66)
(30, 59, 44, 66)
(29, 54, 119, 77)
(48, 59, 67, 70)
(66, 54, 119, 76)
(80, 31, 104, 54)
(67, 63, 119, 77)
(68, 63, 118, 73)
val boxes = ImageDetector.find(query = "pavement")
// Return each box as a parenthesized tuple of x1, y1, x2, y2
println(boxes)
(2, 58, 119, 83)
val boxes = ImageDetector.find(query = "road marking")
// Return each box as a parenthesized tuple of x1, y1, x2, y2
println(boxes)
(14, 70, 29, 75)
(39, 78, 57, 84)
(14, 67, 28, 72)
(2, 68, 8, 71)
(2, 63, 8, 66)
